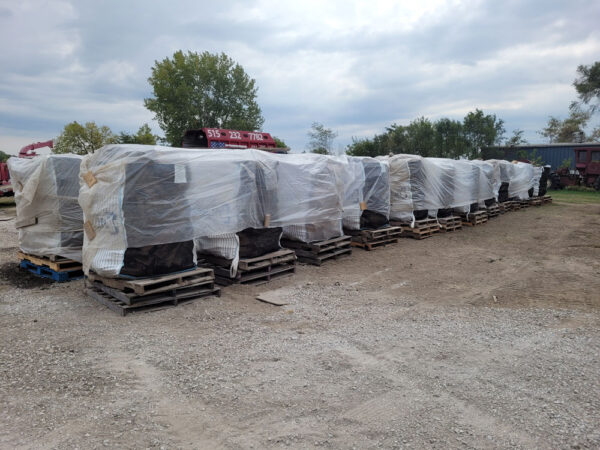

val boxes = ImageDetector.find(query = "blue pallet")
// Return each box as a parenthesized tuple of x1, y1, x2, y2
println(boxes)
(20, 260, 84, 282)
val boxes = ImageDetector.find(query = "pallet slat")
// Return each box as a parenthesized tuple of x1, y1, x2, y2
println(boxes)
(437, 216, 463, 233)
(346, 226, 402, 250)
(17, 251, 82, 272)
(281, 236, 352, 265)
(87, 267, 214, 296)
(85, 284, 220, 316)
(390, 219, 440, 240)
(203, 249, 297, 286)
(459, 211, 488, 226)
(20, 260, 83, 282)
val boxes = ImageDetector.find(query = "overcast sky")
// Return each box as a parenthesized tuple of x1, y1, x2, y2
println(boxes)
(1, 0, 599, 154)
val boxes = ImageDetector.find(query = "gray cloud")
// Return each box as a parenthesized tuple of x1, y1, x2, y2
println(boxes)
(0, 0, 599, 154)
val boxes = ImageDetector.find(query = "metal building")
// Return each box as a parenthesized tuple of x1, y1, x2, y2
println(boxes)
(482, 143, 600, 170)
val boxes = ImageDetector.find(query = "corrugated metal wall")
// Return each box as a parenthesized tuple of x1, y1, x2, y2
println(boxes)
(482, 144, 600, 170)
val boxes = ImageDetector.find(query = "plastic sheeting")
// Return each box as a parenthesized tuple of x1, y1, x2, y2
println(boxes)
(272, 153, 344, 243)
(79, 145, 344, 277)
(470, 160, 496, 206)
(507, 162, 535, 200)
(359, 157, 390, 228)
(336, 156, 390, 230)
(486, 159, 512, 202)
(386, 155, 490, 222)
(336, 156, 365, 230)
(486, 159, 537, 201)
(532, 166, 543, 196)
(8, 154, 83, 261)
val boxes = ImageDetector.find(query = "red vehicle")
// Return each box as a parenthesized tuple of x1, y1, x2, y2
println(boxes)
(182, 128, 287, 153)
(551, 147, 600, 190)
(0, 140, 53, 197)
(0, 162, 12, 196)
(575, 147, 600, 189)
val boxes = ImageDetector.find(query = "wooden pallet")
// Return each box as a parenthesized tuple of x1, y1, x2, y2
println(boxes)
(87, 267, 215, 296)
(497, 202, 509, 214)
(18, 252, 83, 282)
(390, 218, 440, 240)
(529, 197, 543, 206)
(281, 235, 352, 265)
(85, 282, 220, 316)
(519, 199, 532, 208)
(459, 210, 488, 226)
(486, 204, 500, 218)
(17, 251, 82, 272)
(345, 226, 402, 250)
(201, 249, 297, 286)
(20, 260, 83, 282)
(437, 216, 462, 233)
(542, 195, 553, 204)
(505, 200, 520, 211)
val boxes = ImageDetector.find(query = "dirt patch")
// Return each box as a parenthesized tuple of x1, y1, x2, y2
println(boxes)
(0, 262, 54, 289)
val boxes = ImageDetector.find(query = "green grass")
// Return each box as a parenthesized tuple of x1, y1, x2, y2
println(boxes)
(548, 189, 600, 204)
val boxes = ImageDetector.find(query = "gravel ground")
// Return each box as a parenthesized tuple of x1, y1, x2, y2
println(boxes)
(1, 200, 599, 449)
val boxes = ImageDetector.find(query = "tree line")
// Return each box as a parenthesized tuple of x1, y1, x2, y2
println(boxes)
(343, 109, 506, 158)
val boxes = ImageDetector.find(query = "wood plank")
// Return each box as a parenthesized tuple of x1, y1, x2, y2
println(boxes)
(17, 251, 82, 272)
(85, 284, 220, 316)
(256, 289, 291, 306)
(238, 249, 294, 265)
(87, 267, 213, 295)
(237, 250, 296, 271)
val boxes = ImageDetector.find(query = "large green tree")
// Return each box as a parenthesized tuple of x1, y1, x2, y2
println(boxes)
(53, 121, 117, 155)
(118, 123, 158, 145)
(434, 118, 468, 159)
(574, 61, 600, 113)
(307, 122, 337, 154)
(145, 50, 264, 146)
(0, 150, 10, 162)
(539, 104, 590, 143)
(462, 109, 505, 158)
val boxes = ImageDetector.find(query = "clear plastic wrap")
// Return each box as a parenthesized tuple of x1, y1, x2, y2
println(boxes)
(386, 155, 511, 221)
(262, 152, 344, 242)
(80, 145, 276, 277)
(358, 157, 391, 228)
(470, 160, 496, 206)
(384, 155, 415, 223)
(387, 155, 484, 221)
(532, 166, 543, 196)
(486, 159, 512, 202)
(335, 155, 365, 230)
(336, 156, 391, 230)
(8, 154, 83, 261)
(79, 145, 344, 277)
(507, 162, 535, 200)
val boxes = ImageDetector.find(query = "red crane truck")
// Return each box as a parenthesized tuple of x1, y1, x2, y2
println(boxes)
(0, 140, 53, 197)
(182, 128, 288, 153)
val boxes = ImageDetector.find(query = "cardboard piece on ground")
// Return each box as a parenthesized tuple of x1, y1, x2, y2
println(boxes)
(256, 288, 292, 306)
